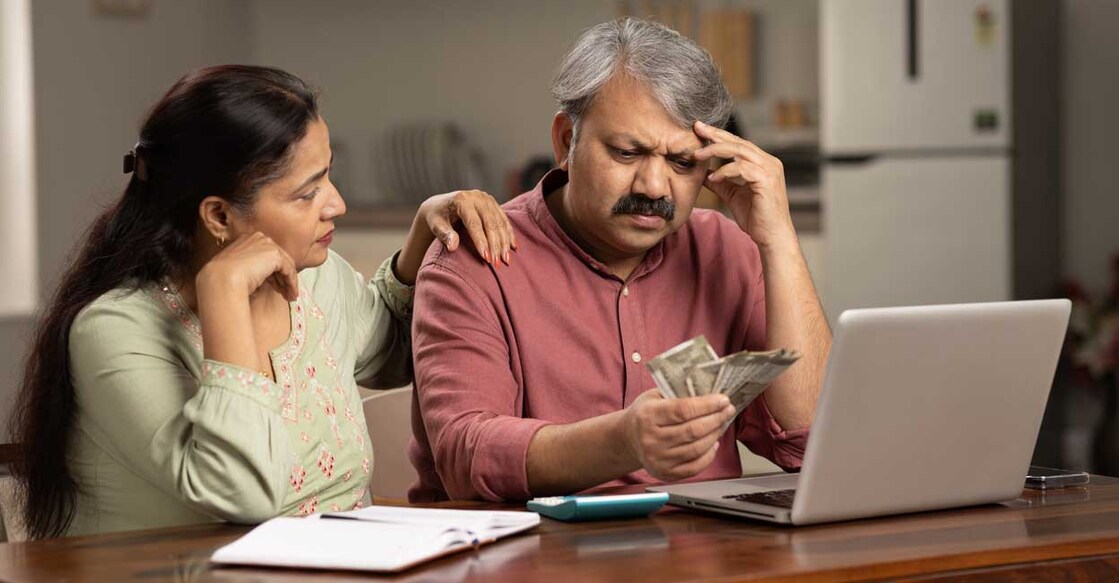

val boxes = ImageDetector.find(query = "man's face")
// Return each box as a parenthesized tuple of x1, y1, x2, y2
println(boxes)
(553, 74, 708, 266)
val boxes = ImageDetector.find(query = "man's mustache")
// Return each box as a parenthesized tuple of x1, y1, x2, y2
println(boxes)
(611, 195, 676, 222)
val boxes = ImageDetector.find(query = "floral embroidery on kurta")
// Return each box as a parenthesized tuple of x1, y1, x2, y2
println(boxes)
(157, 280, 375, 517)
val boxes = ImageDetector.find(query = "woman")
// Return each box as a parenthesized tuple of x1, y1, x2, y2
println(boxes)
(9, 65, 516, 538)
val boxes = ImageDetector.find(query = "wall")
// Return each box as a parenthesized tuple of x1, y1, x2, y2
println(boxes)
(249, 0, 615, 204)
(0, 0, 252, 439)
(718, 0, 818, 134)
(332, 229, 412, 283)
(1062, 0, 1119, 295)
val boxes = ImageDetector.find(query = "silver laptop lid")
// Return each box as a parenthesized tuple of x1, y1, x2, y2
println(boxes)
(791, 299, 1071, 525)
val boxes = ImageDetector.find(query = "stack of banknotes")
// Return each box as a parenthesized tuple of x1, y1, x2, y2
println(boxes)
(646, 336, 801, 416)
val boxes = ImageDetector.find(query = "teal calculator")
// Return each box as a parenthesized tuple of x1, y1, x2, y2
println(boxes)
(526, 492, 670, 522)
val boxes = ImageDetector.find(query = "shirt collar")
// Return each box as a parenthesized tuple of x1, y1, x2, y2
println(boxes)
(525, 168, 666, 281)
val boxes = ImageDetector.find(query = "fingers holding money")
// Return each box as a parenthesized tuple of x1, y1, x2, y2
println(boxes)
(654, 394, 732, 426)
(626, 390, 729, 428)
(660, 404, 735, 463)
(657, 440, 722, 483)
(645, 336, 802, 450)
(624, 392, 735, 481)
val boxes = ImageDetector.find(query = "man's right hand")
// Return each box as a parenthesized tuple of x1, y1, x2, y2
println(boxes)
(622, 389, 736, 482)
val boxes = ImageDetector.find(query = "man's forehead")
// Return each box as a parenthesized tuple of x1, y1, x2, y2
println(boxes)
(598, 127, 703, 155)
(581, 74, 704, 153)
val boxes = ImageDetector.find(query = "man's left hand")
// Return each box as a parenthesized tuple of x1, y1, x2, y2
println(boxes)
(692, 120, 796, 251)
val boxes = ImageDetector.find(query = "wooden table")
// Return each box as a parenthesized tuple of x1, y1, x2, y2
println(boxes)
(2, 477, 1119, 582)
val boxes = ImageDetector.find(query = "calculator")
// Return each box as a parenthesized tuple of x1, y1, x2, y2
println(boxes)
(526, 492, 670, 522)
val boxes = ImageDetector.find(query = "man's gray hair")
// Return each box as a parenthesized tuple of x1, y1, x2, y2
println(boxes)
(551, 17, 733, 139)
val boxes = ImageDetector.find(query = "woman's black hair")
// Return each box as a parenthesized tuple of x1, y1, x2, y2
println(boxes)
(8, 64, 320, 539)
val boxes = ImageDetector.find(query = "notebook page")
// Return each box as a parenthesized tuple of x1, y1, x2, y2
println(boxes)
(211, 517, 476, 572)
(322, 505, 540, 539)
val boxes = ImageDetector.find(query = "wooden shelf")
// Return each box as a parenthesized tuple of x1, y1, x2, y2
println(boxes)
(335, 205, 418, 229)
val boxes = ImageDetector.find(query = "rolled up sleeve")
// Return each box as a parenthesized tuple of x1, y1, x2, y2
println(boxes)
(737, 395, 809, 472)
(735, 261, 810, 472)
(412, 259, 549, 501)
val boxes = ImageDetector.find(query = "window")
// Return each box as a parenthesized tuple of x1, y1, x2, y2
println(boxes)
(0, 0, 37, 316)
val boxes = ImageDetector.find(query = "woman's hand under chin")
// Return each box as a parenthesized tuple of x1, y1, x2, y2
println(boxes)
(197, 232, 300, 302)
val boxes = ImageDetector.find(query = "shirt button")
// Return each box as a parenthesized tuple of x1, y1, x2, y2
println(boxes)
(632, 352, 642, 363)
(622, 286, 630, 297)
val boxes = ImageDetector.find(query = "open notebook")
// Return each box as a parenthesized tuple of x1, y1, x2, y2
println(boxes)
(211, 506, 541, 573)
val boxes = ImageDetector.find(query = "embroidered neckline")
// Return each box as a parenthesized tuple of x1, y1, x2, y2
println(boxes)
(271, 285, 309, 422)
(154, 281, 203, 352)
(152, 280, 310, 380)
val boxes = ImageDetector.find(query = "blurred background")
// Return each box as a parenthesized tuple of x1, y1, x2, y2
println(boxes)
(0, 0, 1116, 473)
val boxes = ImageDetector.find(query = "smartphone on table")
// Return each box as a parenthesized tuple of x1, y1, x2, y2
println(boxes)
(1025, 466, 1089, 490)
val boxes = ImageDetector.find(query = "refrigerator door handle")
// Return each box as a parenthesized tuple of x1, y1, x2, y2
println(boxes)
(906, 0, 919, 80)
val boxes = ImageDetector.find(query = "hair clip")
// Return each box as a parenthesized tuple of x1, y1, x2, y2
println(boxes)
(123, 142, 148, 181)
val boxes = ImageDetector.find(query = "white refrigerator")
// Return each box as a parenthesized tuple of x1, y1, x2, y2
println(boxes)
(820, 0, 1013, 319)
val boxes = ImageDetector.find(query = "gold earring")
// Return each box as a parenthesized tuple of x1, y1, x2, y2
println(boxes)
(218, 235, 225, 248)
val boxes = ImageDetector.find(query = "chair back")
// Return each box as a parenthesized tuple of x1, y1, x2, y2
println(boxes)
(362, 387, 418, 500)
(0, 473, 28, 542)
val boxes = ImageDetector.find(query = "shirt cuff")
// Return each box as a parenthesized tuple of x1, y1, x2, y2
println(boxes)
(738, 394, 810, 472)
(376, 251, 415, 322)
(455, 417, 552, 502)
(199, 360, 283, 414)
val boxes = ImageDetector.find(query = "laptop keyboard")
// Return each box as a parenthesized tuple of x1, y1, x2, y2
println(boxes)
(723, 489, 797, 508)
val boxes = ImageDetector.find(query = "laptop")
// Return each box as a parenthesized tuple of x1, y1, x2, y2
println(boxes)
(648, 299, 1071, 525)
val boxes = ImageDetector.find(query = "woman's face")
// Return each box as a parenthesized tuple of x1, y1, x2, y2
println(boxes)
(232, 117, 345, 270)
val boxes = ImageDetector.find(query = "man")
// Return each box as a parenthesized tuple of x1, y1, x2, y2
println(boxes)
(407, 18, 831, 502)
